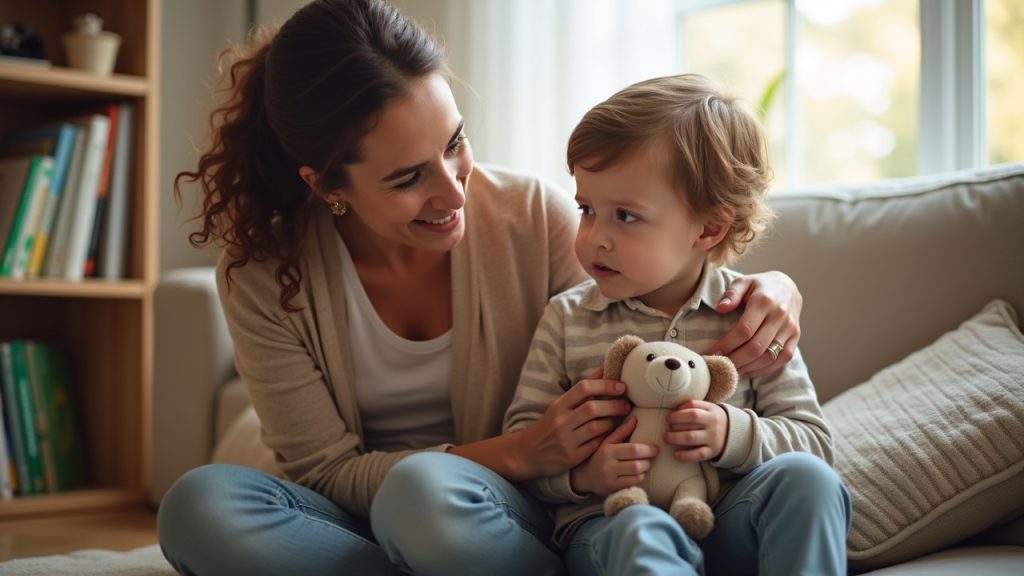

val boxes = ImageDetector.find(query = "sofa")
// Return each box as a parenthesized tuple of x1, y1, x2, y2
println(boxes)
(151, 162, 1024, 574)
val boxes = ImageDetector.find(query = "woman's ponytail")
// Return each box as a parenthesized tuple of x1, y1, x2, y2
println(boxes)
(176, 0, 445, 311)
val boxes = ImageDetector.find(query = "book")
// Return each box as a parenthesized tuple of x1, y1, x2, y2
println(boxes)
(42, 130, 87, 278)
(46, 114, 109, 280)
(25, 341, 87, 492)
(84, 104, 120, 277)
(0, 155, 53, 278)
(99, 103, 134, 279)
(0, 156, 35, 253)
(1, 342, 29, 494)
(8, 341, 45, 493)
(25, 341, 57, 492)
(0, 378, 12, 500)
(1, 124, 79, 277)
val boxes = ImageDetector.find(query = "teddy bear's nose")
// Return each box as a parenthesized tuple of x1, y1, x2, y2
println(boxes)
(664, 358, 681, 370)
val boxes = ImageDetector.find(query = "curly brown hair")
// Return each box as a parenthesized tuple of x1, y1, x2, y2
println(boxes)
(567, 74, 775, 266)
(174, 0, 446, 310)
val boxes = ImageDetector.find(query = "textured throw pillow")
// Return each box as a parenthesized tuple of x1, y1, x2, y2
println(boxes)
(822, 299, 1024, 572)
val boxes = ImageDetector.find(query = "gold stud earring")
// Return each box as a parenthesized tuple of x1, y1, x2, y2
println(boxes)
(329, 200, 348, 216)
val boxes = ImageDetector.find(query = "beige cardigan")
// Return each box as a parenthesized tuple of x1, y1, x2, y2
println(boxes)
(216, 164, 586, 516)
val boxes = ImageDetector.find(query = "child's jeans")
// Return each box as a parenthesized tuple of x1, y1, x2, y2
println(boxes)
(565, 452, 852, 576)
(158, 453, 564, 576)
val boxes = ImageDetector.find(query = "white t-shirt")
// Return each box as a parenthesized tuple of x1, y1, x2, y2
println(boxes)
(337, 237, 455, 452)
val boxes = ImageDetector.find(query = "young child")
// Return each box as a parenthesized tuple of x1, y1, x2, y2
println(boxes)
(504, 74, 851, 575)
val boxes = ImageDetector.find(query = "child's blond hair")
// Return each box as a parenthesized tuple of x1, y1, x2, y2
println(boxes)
(567, 74, 774, 265)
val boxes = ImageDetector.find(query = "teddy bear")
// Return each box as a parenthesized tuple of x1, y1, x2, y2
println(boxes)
(602, 334, 738, 539)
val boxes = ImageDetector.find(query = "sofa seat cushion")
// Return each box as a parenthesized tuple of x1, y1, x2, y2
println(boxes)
(211, 404, 282, 478)
(859, 546, 1024, 576)
(823, 299, 1024, 572)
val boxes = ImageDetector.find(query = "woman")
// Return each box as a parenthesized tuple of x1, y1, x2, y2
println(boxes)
(157, 1, 804, 575)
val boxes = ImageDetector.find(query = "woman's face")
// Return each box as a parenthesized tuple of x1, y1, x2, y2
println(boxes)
(324, 72, 473, 256)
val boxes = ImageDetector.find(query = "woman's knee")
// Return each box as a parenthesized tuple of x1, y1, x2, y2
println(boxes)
(374, 452, 469, 515)
(158, 464, 266, 549)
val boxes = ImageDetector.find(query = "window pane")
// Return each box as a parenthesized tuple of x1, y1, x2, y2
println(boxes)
(986, 0, 1024, 165)
(797, 0, 918, 184)
(683, 1, 788, 186)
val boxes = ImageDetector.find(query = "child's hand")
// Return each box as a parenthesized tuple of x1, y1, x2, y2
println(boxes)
(570, 416, 659, 496)
(517, 367, 632, 478)
(664, 400, 729, 462)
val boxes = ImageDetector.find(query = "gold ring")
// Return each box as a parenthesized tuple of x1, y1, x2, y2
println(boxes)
(767, 340, 784, 361)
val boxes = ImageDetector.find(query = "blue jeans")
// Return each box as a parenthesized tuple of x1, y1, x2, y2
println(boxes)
(158, 454, 564, 576)
(565, 452, 852, 576)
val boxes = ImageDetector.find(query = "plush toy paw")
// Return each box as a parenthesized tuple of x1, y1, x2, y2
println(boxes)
(670, 496, 714, 539)
(604, 486, 649, 517)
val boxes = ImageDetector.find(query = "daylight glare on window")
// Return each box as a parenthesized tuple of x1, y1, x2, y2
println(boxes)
(986, 0, 1024, 166)
(682, 0, 919, 188)
(797, 0, 919, 185)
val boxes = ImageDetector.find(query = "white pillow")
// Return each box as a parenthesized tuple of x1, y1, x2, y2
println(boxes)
(823, 299, 1024, 572)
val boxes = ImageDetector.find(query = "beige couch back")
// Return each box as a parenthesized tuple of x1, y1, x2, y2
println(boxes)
(736, 163, 1024, 403)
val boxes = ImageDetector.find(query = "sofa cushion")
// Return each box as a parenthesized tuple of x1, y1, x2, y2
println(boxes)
(211, 405, 282, 478)
(737, 163, 1024, 403)
(822, 299, 1024, 572)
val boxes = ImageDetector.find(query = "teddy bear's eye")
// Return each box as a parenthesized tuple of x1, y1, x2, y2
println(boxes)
(646, 353, 656, 362)
(688, 360, 696, 369)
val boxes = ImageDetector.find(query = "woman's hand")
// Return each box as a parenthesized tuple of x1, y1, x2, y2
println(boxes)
(711, 271, 802, 378)
(664, 400, 729, 462)
(513, 368, 632, 479)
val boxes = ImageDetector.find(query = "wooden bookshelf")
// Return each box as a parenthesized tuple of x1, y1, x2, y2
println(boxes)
(0, 0, 158, 519)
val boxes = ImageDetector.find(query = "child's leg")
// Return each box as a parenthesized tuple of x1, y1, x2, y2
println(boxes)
(565, 505, 702, 576)
(370, 452, 564, 576)
(704, 452, 851, 575)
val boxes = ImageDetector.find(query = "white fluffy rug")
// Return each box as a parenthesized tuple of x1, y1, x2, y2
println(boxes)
(0, 544, 176, 576)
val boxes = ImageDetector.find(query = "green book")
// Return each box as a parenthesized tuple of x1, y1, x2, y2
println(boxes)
(0, 154, 54, 278)
(9, 341, 46, 493)
(26, 341, 87, 491)
(0, 341, 29, 494)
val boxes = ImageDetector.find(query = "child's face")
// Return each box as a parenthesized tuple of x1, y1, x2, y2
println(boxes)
(573, 145, 715, 315)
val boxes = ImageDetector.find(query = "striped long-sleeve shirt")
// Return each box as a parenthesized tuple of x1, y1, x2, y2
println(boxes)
(503, 264, 833, 546)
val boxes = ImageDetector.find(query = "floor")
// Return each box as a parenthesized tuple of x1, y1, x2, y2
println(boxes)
(0, 506, 159, 561)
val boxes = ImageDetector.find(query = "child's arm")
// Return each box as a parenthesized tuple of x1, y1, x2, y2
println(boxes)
(569, 416, 659, 496)
(503, 304, 631, 499)
(663, 400, 730, 463)
(666, 347, 832, 474)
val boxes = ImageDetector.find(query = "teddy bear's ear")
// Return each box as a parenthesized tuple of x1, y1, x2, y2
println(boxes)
(604, 335, 645, 381)
(702, 355, 739, 403)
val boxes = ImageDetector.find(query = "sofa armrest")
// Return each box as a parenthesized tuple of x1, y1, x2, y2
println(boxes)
(150, 267, 237, 506)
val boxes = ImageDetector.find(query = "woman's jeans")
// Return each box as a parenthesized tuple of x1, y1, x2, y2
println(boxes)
(157, 453, 564, 576)
(565, 452, 852, 576)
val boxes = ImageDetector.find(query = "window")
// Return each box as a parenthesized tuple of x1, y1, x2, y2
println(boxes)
(677, 0, 1019, 188)
(440, 0, 1019, 193)
(986, 0, 1024, 165)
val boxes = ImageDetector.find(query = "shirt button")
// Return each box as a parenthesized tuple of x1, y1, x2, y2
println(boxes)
(669, 328, 679, 338)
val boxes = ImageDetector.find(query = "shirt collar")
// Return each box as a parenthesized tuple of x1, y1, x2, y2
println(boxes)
(579, 263, 729, 318)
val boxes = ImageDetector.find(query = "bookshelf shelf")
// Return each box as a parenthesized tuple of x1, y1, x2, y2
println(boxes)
(0, 64, 149, 100)
(0, 0, 158, 517)
(0, 487, 143, 520)
(0, 278, 147, 299)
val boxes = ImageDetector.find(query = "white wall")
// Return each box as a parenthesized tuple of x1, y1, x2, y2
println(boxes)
(159, 0, 247, 272)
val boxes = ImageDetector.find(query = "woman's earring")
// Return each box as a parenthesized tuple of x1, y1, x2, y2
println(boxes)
(329, 200, 348, 216)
